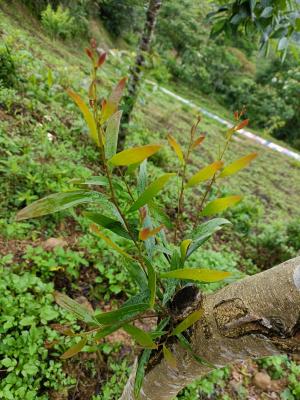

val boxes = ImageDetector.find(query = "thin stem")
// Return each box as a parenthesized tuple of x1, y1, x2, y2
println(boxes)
(193, 134, 231, 226)
(174, 117, 200, 242)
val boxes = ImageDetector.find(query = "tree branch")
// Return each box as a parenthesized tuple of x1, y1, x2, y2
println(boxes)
(121, 256, 300, 399)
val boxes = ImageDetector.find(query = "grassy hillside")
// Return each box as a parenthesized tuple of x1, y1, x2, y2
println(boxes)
(0, 2, 299, 400)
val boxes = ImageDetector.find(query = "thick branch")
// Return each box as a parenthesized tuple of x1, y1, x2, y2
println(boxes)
(121, 257, 300, 400)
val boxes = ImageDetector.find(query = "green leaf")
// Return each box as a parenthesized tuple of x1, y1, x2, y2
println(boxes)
(160, 268, 231, 283)
(123, 290, 150, 307)
(94, 303, 149, 325)
(163, 345, 177, 368)
(84, 212, 134, 240)
(149, 202, 173, 229)
(134, 349, 152, 399)
(201, 195, 242, 216)
(186, 161, 223, 188)
(180, 239, 192, 262)
(278, 36, 289, 51)
(187, 218, 231, 258)
(61, 336, 87, 360)
(260, 6, 273, 18)
(94, 322, 124, 340)
(16, 190, 104, 221)
(124, 260, 148, 291)
(90, 224, 134, 260)
(105, 111, 122, 159)
(67, 89, 99, 145)
(123, 324, 157, 349)
(219, 153, 257, 178)
(129, 173, 175, 213)
(109, 144, 162, 166)
(54, 292, 96, 325)
(171, 309, 204, 336)
(143, 258, 156, 309)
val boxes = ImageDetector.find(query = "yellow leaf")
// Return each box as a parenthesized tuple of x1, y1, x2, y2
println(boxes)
(163, 345, 177, 368)
(167, 135, 184, 164)
(201, 195, 242, 216)
(67, 89, 99, 146)
(90, 224, 133, 260)
(139, 225, 164, 241)
(109, 144, 162, 166)
(219, 153, 257, 178)
(171, 309, 204, 336)
(186, 161, 223, 188)
(180, 239, 192, 261)
(161, 268, 231, 283)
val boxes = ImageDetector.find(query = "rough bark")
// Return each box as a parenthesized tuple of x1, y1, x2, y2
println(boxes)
(121, 257, 300, 400)
(119, 0, 162, 150)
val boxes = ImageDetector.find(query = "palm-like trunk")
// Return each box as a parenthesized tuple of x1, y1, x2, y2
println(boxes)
(121, 257, 300, 399)
(119, 0, 162, 151)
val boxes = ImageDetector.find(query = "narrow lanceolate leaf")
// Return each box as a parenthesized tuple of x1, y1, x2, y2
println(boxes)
(186, 161, 223, 188)
(90, 224, 134, 260)
(84, 212, 133, 240)
(134, 350, 152, 399)
(123, 324, 157, 349)
(180, 239, 192, 262)
(234, 119, 249, 131)
(201, 195, 242, 216)
(101, 77, 127, 123)
(129, 173, 175, 213)
(219, 153, 257, 178)
(61, 336, 87, 360)
(163, 345, 177, 369)
(67, 89, 99, 145)
(160, 268, 231, 283)
(187, 218, 231, 257)
(104, 111, 122, 160)
(109, 144, 162, 166)
(171, 309, 204, 336)
(16, 191, 103, 221)
(94, 303, 149, 325)
(143, 258, 156, 309)
(139, 225, 164, 241)
(191, 135, 205, 150)
(54, 292, 96, 325)
(167, 135, 184, 164)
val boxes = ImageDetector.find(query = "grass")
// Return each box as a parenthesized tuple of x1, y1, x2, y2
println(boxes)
(0, 2, 299, 399)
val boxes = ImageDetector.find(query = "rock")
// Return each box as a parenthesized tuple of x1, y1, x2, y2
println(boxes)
(42, 237, 67, 251)
(253, 371, 271, 391)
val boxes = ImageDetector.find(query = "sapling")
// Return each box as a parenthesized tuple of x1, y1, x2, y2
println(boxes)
(16, 43, 257, 398)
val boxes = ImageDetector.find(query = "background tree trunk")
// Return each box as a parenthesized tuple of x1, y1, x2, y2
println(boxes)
(118, 0, 162, 151)
(121, 257, 300, 400)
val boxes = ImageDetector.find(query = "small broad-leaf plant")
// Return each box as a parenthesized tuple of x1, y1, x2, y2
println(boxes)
(16, 43, 257, 398)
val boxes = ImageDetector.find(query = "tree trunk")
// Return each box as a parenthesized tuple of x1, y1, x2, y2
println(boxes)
(121, 256, 300, 399)
(119, 0, 162, 151)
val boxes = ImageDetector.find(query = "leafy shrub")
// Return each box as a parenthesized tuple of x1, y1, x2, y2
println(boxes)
(41, 4, 75, 40)
(0, 267, 76, 400)
(0, 46, 18, 88)
(15, 46, 258, 397)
